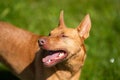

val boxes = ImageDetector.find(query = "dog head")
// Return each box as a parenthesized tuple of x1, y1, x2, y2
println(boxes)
(38, 11, 91, 67)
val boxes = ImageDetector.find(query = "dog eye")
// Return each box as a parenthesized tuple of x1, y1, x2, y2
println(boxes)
(48, 33, 51, 36)
(62, 34, 68, 37)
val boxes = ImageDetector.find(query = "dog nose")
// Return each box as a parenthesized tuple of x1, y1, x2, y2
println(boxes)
(38, 39, 46, 46)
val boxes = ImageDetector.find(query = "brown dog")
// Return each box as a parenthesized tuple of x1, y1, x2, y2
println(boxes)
(0, 11, 91, 80)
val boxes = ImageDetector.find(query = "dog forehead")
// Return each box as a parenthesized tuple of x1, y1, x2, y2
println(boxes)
(65, 28, 81, 39)
(51, 27, 78, 36)
(64, 28, 78, 35)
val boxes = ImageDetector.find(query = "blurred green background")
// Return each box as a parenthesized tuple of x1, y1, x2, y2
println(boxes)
(0, 0, 120, 80)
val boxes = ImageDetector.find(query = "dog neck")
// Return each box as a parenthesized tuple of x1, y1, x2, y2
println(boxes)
(56, 53, 84, 79)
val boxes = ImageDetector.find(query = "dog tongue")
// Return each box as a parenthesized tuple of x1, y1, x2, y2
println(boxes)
(42, 53, 60, 63)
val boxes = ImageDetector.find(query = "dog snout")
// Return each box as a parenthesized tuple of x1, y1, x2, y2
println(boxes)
(38, 39, 46, 46)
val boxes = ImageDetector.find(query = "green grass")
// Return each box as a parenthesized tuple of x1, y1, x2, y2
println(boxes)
(0, 0, 120, 80)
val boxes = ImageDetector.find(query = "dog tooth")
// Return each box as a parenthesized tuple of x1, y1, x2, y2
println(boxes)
(48, 59, 51, 63)
(59, 53, 64, 57)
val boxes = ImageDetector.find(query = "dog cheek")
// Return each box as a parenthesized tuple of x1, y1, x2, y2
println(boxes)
(63, 39, 80, 54)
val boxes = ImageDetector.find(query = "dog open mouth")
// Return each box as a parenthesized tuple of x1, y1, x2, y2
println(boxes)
(42, 50, 68, 67)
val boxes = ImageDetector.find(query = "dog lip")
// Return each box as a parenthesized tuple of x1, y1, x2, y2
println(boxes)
(42, 49, 68, 67)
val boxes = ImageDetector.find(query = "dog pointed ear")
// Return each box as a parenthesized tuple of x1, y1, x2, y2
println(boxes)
(58, 10, 66, 28)
(77, 14, 91, 39)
